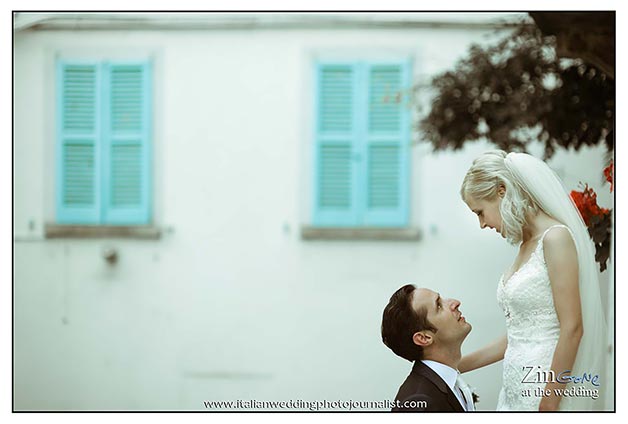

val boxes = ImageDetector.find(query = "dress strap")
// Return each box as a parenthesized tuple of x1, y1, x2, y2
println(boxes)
(539, 224, 574, 245)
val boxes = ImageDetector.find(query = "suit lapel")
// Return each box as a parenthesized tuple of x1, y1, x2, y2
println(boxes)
(412, 361, 465, 412)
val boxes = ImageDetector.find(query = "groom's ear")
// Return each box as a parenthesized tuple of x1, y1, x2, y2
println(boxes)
(412, 331, 433, 347)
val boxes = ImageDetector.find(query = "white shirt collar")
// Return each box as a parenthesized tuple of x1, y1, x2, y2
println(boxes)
(420, 359, 459, 392)
(421, 360, 469, 411)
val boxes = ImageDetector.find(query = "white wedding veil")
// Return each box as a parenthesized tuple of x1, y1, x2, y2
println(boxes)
(504, 152, 609, 410)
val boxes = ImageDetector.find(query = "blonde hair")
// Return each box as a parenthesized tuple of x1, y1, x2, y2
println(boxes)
(460, 150, 539, 244)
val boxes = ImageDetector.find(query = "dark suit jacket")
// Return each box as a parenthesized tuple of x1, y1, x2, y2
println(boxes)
(392, 360, 466, 412)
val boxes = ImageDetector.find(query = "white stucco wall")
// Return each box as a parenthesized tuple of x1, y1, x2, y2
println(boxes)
(13, 17, 613, 411)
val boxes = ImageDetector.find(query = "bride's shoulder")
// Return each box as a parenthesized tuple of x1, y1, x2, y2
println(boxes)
(542, 225, 577, 258)
(542, 225, 579, 285)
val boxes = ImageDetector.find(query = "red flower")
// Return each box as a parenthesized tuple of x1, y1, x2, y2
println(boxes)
(603, 160, 614, 192)
(570, 184, 609, 227)
(570, 170, 613, 273)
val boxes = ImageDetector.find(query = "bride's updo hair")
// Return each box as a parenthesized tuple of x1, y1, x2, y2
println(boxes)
(460, 150, 539, 244)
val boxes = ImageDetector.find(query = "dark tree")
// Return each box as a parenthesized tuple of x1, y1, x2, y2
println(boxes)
(418, 24, 614, 159)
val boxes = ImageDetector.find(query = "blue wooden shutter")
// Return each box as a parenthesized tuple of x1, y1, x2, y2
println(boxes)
(361, 61, 410, 227)
(312, 63, 360, 226)
(56, 61, 101, 224)
(102, 61, 152, 224)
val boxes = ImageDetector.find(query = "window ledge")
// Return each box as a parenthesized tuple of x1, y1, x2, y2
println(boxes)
(300, 226, 421, 241)
(44, 224, 161, 240)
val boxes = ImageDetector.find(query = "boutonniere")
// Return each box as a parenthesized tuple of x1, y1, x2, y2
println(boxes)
(471, 387, 479, 404)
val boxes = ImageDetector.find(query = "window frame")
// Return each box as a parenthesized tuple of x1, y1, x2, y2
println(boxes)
(54, 58, 153, 228)
(310, 58, 412, 229)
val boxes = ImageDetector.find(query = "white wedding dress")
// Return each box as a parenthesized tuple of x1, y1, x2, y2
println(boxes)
(496, 224, 570, 411)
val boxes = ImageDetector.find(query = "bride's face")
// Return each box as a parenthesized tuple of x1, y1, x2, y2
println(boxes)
(465, 194, 504, 237)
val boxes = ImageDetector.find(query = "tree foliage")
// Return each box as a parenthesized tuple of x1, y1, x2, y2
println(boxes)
(419, 25, 614, 158)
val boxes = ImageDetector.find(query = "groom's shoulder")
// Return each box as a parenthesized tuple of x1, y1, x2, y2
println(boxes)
(392, 365, 452, 411)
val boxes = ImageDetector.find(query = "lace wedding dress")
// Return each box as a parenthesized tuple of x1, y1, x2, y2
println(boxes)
(496, 225, 572, 411)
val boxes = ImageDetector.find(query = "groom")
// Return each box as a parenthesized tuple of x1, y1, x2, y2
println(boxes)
(381, 284, 475, 411)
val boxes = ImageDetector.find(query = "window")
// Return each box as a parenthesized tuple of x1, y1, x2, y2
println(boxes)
(56, 60, 152, 225)
(312, 60, 411, 228)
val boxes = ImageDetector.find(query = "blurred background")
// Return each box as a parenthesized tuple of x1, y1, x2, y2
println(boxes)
(13, 12, 614, 411)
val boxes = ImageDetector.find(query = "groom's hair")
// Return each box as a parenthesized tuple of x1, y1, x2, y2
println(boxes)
(381, 284, 437, 362)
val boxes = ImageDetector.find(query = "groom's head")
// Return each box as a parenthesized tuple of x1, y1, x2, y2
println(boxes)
(381, 284, 472, 362)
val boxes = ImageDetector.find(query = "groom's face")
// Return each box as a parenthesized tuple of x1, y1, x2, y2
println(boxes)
(412, 288, 472, 346)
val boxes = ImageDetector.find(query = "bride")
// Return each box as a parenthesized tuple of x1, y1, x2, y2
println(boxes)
(457, 150, 608, 411)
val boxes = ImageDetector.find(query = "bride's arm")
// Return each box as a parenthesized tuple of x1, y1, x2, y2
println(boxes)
(458, 334, 507, 373)
(539, 227, 583, 411)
